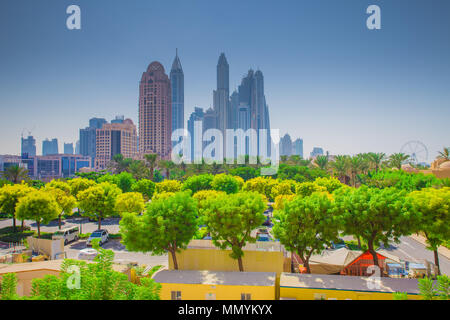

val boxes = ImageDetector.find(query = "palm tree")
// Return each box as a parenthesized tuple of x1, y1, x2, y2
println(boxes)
(211, 162, 222, 175)
(368, 152, 386, 172)
(314, 155, 329, 170)
(331, 155, 350, 183)
(388, 153, 410, 170)
(144, 153, 158, 180)
(349, 155, 363, 187)
(437, 147, 450, 161)
(158, 160, 174, 179)
(2, 165, 28, 184)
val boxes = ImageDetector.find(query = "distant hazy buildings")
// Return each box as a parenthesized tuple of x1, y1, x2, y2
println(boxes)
(280, 134, 292, 157)
(310, 147, 324, 158)
(95, 118, 138, 170)
(187, 107, 205, 160)
(1, 154, 91, 181)
(64, 143, 74, 155)
(21, 135, 36, 157)
(111, 115, 125, 124)
(79, 117, 107, 160)
(292, 138, 303, 158)
(42, 138, 58, 155)
(139, 61, 172, 159)
(170, 50, 184, 144)
(213, 53, 230, 136)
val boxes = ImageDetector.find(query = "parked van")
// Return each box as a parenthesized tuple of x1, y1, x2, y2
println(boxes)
(52, 226, 80, 245)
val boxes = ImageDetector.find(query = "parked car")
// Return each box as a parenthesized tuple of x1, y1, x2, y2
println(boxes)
(78, 248, 98, 260)
(52, 226, 79, 245)
(86, 229, 109, 246)
(257, 234, 270, 242)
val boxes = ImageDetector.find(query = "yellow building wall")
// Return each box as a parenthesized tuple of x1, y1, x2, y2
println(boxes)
(159, 282, 276, 300)
(170, 248, 285, 274)
(279, 287, 421, 300)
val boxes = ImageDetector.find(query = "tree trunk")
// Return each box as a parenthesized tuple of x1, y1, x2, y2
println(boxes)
(58, 215, 62, 230)
(368, 239, 381, 277)
(37, 221, 41, 238)
(12, 215, 16, 233)
(304, 259, 311, 274)
(237, 257, 244, 272)
(98, 216, 102, 230)
(170, 250, 178, 270)
(434, 249, 441, 276)
(357, 236, 362, 249)
(21, 220, 24, 232)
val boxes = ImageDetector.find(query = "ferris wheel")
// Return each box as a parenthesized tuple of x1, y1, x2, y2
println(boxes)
(400, 141, 428, 165)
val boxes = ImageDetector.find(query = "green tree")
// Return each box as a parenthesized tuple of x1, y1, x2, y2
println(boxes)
(110, 154, 133, 174)
(388, 153, 410, 170)
(314, 177, 344, 193)
(16, 190, 60, 238)
(155, 180, 182, 193)
(410, 187, 450, 275)
(229, 167, 259, 181)
(211, 174, 239, 194)
(437, 147, 450, 161)
(295, 182, 326, 197)
(0, 183, 33, 232)
(1, 165, 28, 184)
(144, 154, 159, 181)
(120, 192, 198, 270)
(334, 186, 418, 272)
(272, 193, 340, 273)
(242, 176, 278, 201)
(44, 182, 77, 230)
(330, 155, 350, 184)
(0, 273, 18, 300)
(115, 192, 145, 215)
(30, 242, 161, 300)
(113, 172, 136, 193)
(200, 192, 266, 271)
(314, 155, 329, 170)
(77, 182, 122, 230)
(368, 152, 386, 172)
(182, 174, 213, 193)
(131, 179, 156, 201)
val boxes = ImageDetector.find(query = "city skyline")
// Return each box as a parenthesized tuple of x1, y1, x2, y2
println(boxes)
(1, 0, 449, 160)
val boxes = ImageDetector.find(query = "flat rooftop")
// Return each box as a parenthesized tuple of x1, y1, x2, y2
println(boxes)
(280, 273, 421, 294)
(0, 260, 128, 274)
(153, 270, 276, 287)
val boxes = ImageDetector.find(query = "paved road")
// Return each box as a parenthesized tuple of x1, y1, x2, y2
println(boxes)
(383, 236, 450, 275)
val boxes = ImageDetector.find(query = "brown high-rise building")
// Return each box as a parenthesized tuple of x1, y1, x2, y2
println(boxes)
(139, 61, 172, 159)
(95, 119, 138, 170)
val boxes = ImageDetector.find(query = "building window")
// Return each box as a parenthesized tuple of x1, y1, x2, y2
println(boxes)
(171, 291, 181, 300)
(241, 293, 251, 300)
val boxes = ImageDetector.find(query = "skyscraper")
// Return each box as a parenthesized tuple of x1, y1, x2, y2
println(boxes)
(170, 49, 184, 143)
(187, 107, 205, 161)
(21, 135, 36, 157)
(213, 53, 230, 134)
(42, 138, 58, 155)
(139, 61, 172, 159)
(64, 143, 74, 154)
(280, 134, 292, 157)
(292, 138, 304, 158)
(310, 147, 324, 158)
(95, 119, 138, 170)
(79, 117, 107, 160)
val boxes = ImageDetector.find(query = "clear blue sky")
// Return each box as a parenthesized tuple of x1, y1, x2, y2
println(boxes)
(0, 0, 449, 161)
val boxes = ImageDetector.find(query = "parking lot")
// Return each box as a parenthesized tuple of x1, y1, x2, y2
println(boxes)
(0, 217, 168, 268)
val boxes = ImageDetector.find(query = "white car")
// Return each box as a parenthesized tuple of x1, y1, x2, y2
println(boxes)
(86, 229, 109, 246)
(78, 248, 98, 260)
(52, 226, 79, 245)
